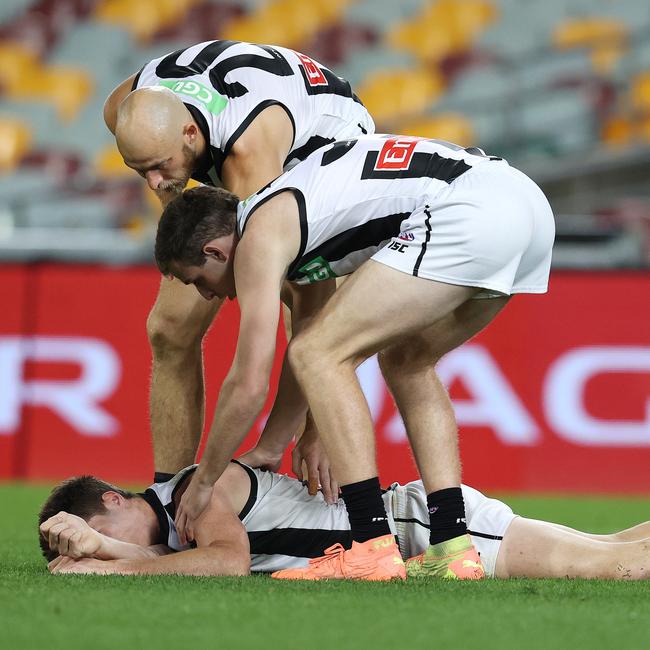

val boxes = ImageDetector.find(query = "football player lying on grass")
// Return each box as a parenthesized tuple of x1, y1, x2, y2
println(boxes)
(39, 454, 650, 581)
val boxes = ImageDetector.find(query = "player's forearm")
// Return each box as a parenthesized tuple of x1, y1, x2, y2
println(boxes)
(109, 546, 250, 577)
(255, 351, 308, 455)
(96, 537, 172, 561)
(196, 376, 268, 486)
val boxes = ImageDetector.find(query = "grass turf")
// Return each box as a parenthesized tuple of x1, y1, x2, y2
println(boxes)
(2, 483, 650, 650)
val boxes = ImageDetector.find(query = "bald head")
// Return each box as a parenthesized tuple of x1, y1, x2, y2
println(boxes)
(115, 87, 203, 192)
(116, 87, 192, 160)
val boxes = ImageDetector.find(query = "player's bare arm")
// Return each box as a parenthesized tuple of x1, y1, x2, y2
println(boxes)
(174, 193, 302, 541)
(40, 511, 170, 562)
(238, 279, 337, 499)
(221, 104, 294, 199)
(50, 483, 250, 577)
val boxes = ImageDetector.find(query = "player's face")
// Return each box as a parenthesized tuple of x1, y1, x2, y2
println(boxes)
(87, 510, 151, 547)
(171, 255, 236, 302)
(125, 142, 196, 193)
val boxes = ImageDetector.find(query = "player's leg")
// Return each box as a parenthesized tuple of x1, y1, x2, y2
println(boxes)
(147, 277, 223, 477)
(541, 521, 650, 543)
(496, 517, 650, 579)
(379, 297, 508, 578)
(276, 262, 477, 581)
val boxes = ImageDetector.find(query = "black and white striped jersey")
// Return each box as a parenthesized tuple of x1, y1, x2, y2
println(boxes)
(236, 134, 500, 285)
(133, 40, 374, 185)
(141, 462, 400, 573)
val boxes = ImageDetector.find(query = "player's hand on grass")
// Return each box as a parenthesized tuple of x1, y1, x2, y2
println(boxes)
(174, 474, 213, 545)
(237, 444, 283, 472)
(292, 430, 339, 505)
(49, 556, 116, 575)
(40, 512, 104, 560)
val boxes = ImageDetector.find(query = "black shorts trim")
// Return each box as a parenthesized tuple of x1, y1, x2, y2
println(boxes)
(222, 100, 296, 160)
(393, 516, 503, 541)
(412, 205, 432, 278)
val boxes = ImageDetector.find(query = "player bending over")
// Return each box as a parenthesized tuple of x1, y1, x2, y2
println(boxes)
(40, 463, 650, 581)
(154, 134, 555, 580)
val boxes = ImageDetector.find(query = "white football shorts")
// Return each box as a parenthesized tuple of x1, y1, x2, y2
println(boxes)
(387, 481, 517, 577)
(371, 160, 555, 297)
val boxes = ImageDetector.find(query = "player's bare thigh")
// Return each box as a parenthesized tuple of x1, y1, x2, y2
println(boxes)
(495, 517, 650, 579)
(298, 260, 484, 365)
(380, 293, 510, 369)
(148, 276, 223, 342)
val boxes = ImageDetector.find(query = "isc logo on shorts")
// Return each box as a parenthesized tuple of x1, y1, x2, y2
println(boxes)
(296, 52, 328, 86)
(374, 137, 420, 171)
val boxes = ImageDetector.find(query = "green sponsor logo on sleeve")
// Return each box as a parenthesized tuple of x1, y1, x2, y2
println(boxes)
(159, 79, 228, 116)
(298, 256, 337, 283)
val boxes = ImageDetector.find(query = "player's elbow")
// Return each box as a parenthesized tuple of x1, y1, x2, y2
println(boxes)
(226, 374, 269, 415)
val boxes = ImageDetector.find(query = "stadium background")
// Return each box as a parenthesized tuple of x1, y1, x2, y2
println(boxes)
(0, 0, 649, 495)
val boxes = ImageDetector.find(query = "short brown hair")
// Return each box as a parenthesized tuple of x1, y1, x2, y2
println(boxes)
(38, 476, 135, 561)
(154, 185, 239, 275)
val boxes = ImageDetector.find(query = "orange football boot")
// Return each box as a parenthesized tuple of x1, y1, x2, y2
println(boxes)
(271, 534, 406, 581)
(405, 534, 485, 580)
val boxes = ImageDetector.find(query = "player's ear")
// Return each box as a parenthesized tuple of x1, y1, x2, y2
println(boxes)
(184, 122, 198, 143)
(102, 491, 124, 509)
(203, 239, 227, 262)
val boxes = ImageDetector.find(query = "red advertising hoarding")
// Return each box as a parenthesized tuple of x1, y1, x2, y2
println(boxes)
(1, 263, 649, 493)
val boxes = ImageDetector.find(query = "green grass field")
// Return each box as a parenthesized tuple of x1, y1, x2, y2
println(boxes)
(3, 484, 650, 650)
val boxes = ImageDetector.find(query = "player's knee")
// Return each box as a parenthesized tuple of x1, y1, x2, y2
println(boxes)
(378, 343, 440, 378)
(146, 305, 205, 356)
(287, 331, 329, 378)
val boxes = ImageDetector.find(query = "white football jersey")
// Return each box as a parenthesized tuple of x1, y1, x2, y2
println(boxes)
(133, 40, 374, 185)
(236, 134, 502, 284)
(143, 462, 398, 572)
(142, 462, 513, 575)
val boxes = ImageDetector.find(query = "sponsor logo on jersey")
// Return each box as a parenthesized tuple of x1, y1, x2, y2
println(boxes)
(159, 79, 228, 115)
(374, 137, 419, 171)
(298, 256, 337, 283)
(296, 52, 328, 87)
(398, 232, 415, 241)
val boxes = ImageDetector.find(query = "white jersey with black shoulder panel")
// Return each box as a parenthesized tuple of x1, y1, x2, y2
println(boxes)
(133, 40, 375, 185)
(236, 134, 502, 285)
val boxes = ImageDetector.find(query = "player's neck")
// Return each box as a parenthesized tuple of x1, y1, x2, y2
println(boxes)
(133, 496, 161, 545)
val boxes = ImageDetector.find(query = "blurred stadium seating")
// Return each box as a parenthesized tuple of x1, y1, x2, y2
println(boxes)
(1, 0, 650, 266)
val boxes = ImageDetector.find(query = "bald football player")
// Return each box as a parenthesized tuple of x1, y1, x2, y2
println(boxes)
(103, 40, 374, 495)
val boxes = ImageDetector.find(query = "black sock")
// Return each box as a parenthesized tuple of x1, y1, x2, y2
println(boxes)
(153, 472, 175, 483)
(427, 487, 467, 546)
(341, 477, 392, 543)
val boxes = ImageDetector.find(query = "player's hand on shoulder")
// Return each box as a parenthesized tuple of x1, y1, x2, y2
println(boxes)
(174, 474, 214, 545)
(292, 426, 339, 505)
(40, 512, 103, 560)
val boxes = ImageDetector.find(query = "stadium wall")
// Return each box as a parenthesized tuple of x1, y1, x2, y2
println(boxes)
(1, 264, 649, 494)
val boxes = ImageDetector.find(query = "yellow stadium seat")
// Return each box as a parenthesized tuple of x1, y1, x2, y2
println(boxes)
(388, 0, 497, 63)
(0, 118, 32, 172)
(553, 18, 628, 74)
(398, 113, 475, 147)
(95, 145, 131, 178)
(0, 43, 40, 89)
(630, 72, 650, 112)
(6, 66, 94, 122)
(224, 0, 350, 48)
(357, 68, 445, 125)
(600, 115, 633, 148)
(95, 0, 198, 42)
